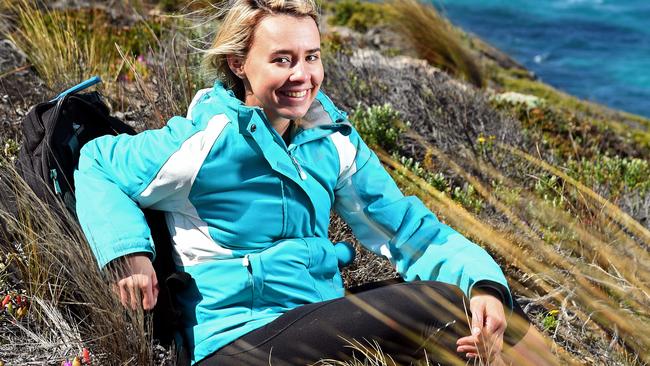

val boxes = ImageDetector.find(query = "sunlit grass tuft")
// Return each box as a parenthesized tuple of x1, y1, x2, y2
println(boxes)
(385, 0, 484, 88)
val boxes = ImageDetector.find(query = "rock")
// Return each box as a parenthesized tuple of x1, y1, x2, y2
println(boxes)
(491, 91, 545, 110)
(0, 39, 47, 139)
(0, 39, 27, 72)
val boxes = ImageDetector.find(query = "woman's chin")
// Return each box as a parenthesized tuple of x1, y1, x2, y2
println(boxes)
(274, 105, 312, 121)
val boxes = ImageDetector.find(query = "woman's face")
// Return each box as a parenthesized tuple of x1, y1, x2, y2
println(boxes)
(235, 14, 323, 125)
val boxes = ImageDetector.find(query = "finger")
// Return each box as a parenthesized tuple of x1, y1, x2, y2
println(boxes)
(151, 272, 159, 306)
(140, 275, 154, 310)
(456, 344, 478, 353)
(118, 280, 129, 308)
(466, 352, 478, 359)
(128, 277, 139, 310)
(470, 300, 485, 336)
(456, 335, 479, 346)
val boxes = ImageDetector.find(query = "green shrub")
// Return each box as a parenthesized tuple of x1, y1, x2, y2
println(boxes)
(541, 310, 559, 332)
(451, 184, 484, 214)
(1, 138, 20, 164)
(350, 104, 405, 152)
(326, 0, 388, 33)
(567, 155, 650, 197)
(395, 154, 484, 214)
(534, 174, 566, 208)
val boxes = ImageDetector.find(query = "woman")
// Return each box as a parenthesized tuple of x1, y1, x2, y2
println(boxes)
(75, 0, 554, 365)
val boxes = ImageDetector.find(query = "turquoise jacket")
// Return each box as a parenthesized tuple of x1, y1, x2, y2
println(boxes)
(75, 81, 512, 364)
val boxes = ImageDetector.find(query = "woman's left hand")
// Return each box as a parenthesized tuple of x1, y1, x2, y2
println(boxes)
(456, 293, 507, 362)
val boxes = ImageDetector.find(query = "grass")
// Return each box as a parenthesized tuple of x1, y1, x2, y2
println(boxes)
(492, 67, 650, 153)
(325, 0, 388, 33)
(385, 0, 484, 88)
(1, 0, 650, 365)
(325, 0, 484, 88)
(2, 0, 165, 94)
(1, 0, 199, 130)
(0, 162, 157, 364)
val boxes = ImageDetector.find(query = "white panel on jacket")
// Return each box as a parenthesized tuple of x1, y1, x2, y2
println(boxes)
(330, 132, 392, 260)
(136, 113, 232, 267)
(186, 88, 213, 120)
(329, 131, 357, 186)
(166, 209, 233, 267)
(136, 114, 229, 209)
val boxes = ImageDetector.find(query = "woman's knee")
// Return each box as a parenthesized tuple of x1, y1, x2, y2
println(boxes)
(403, 281, 468, 308)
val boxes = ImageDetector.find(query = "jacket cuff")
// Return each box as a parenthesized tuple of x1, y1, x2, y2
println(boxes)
(94, 238, 155, 269)
(471, 279, 512, 310)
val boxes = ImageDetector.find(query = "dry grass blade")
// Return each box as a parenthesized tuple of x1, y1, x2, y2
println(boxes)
(315, 339, 406, 366)
(499, 143, 650, 245)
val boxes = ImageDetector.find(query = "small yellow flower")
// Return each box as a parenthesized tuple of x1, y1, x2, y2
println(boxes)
(477, 136, 486, 144)
(548, 309, 559, 316)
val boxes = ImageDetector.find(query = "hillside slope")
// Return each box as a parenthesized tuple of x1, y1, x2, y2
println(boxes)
(1, 1, 649, 365)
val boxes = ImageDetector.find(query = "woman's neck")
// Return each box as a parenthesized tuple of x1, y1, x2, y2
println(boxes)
(244, 89, 291, 136)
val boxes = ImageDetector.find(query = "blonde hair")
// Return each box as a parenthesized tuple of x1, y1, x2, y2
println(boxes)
(202, 0, 320, 100)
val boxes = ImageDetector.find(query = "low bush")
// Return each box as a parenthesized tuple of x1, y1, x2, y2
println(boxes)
(325, 0, 388, 33)
(350, 103, 405, 152)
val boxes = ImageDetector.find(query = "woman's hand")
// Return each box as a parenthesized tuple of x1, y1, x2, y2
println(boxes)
(112, 254, 159, 311)
(456, 293, 507, 362)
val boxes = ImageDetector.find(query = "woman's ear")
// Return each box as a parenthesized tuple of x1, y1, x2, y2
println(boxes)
(226, 55, 246, 79)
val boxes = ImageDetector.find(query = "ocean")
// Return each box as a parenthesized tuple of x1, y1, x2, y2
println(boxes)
(431, 0, 650, 118)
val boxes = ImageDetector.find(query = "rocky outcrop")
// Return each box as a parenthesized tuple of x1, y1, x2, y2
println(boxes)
(324, 48, 523, 156)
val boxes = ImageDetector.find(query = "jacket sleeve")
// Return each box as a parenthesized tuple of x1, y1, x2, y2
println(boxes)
(332, 128, 513, 308)
(74, 112, 229, 269)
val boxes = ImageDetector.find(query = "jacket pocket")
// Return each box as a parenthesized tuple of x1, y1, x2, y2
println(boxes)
(179, 258, 254, 326)
(303, 237, 345, 301)
(250, 238, 343, 310)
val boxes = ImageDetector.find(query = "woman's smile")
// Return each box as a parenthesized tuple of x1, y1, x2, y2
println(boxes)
(277, 88, 311, 103)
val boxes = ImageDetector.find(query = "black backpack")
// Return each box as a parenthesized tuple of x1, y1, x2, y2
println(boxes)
(14, 77, 191, 365)
(16, 87, 132, 215)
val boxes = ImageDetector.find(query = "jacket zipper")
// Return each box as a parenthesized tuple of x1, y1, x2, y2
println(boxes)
(286, 144, 307, 180)
(50, 169, 62, 195)
(290, 155, 307, 180)
(242, 254, 254, 314)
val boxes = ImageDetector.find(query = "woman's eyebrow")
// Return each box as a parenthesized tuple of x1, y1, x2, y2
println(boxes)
(270, 48, 321, 54)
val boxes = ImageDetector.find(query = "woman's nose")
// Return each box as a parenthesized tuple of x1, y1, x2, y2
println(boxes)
(289, 62, 308, 82)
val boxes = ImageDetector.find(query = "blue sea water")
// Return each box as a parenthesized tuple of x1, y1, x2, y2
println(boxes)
(431, 0, 650, 118)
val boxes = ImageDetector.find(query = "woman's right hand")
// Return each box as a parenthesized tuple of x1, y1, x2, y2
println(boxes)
(112, 253, 159, 310)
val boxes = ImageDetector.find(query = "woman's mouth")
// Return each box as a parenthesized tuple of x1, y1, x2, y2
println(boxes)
(281, 90, 307, 98)
(277, 88, 311, 104)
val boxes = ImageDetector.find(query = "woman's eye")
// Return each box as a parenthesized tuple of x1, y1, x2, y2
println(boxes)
(306, 54, 320, 62)
(274, 57, 291, 64)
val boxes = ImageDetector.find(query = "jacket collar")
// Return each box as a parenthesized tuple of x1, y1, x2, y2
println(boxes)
(211, 81, 352, 146)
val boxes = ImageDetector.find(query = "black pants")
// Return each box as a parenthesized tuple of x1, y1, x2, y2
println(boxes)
(198, 279, 530, 366)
